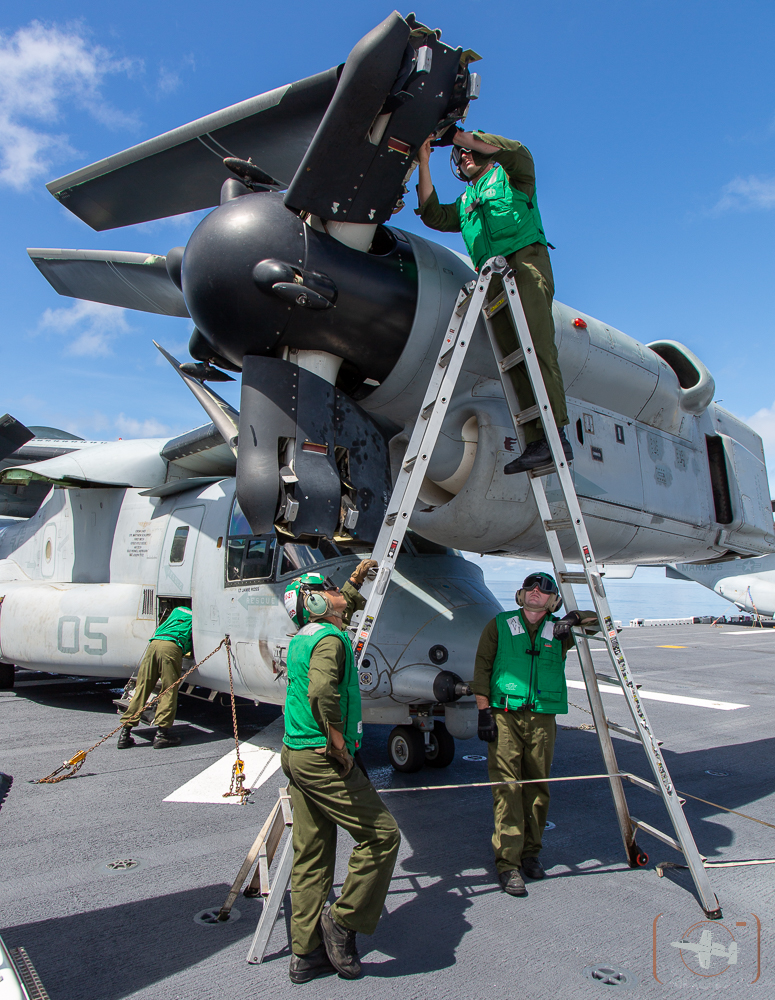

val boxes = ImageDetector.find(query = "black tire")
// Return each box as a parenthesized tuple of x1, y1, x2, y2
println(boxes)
(0, 664, 14, 690)
(425, 721, 455, 768)
(387, 725, 425, 773)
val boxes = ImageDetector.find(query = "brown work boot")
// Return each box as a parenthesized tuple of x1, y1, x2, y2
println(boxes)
(499, 869, 528, 896)
(319, 905, 361, 979)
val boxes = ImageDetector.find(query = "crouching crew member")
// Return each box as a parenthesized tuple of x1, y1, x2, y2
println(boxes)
(117, 605, 193, 750)
(416, 129, 572, 474)
(282, 559, 400, 984)
(473, 572, 597, 896)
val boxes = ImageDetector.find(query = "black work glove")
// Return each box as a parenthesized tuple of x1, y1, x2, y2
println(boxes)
(432, 125, 462, 147)
(553, 611, 584, 639)
(478, 708, 497, 743)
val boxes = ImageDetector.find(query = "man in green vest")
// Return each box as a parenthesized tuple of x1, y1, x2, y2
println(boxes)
(416, 130, 572, 474)
(117, 604, 193, 750)
(472, 572, 597, 896)
(281, 558, 400, 984)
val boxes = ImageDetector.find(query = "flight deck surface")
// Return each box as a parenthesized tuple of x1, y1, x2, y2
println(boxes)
(1, 624, 773, 997)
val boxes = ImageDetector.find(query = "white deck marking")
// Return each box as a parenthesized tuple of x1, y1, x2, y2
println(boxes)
(722, 630, 775, 635)
(164, 738, 282, 804)
(566, 679, 748, 711)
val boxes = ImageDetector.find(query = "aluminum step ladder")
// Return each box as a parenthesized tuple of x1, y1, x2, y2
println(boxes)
(350, 254, 722, 919)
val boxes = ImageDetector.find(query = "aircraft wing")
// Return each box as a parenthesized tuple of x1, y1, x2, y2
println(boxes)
(28, 249, 189, 316)
(45, 68, 339, 231)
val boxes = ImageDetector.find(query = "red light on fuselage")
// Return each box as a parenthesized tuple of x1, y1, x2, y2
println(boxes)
(572, 318, 587, 328)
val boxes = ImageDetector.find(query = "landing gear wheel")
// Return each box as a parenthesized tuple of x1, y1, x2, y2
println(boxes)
(0, 664, 14, 690)
(424, 721, 455, 768)
(388, 726, 425, 773)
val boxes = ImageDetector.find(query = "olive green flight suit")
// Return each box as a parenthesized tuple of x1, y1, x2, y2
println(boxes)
(120, 640, 183, 730)
(282, 581, 400, 956)
(418, 134, 568, 444)
(472, 611, 595, 872)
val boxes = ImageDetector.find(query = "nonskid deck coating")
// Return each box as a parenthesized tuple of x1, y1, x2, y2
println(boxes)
(1, 624, 773, 998)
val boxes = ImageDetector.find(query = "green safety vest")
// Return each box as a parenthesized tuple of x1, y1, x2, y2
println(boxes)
(284, 621, 363, 755)
(151, 606, 193, 655)
(457, 164, 547, 271)
(490, 609, 568, 714)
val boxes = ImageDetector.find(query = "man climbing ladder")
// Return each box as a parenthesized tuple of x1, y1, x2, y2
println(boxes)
(416, 128, 572, 473)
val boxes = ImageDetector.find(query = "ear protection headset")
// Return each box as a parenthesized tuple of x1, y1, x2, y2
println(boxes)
(285, 572, 339, 628)
(298, 586, 333, 623)
(515, 572, 563, 613)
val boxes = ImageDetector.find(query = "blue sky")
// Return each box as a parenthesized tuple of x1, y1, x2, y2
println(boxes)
(2, 0, 775, 472)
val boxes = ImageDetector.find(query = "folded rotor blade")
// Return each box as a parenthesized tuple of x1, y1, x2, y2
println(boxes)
(47, 68, 339, 231)
(28, 248, 189, 317)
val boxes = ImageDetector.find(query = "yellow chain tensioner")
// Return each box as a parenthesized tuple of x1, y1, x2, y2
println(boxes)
(222, 636, 250, 805)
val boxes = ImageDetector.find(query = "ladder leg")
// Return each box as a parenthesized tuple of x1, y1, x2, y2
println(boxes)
(482, 256, 721, 918)
(575, 636, 638, 862)
(246, 832, 294, 964)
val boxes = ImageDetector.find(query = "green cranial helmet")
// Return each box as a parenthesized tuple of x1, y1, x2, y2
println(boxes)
(283, 572, 335, 627)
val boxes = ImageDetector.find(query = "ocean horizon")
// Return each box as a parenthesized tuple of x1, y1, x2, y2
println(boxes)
(464, 554, 737, 624)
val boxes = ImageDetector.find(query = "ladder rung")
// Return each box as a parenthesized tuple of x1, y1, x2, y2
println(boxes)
(596, 672, 641, 689)
(514, 404, 541, 425)
(421, 400, 435, 419)
(385, 513, 397, 526)
(484, 292, 507, 319)
(455, 294, 473, 316)
(630, 816, 683, 854)
(529, 463, 557, 478)
(544, 517, 573, 532)
(403, 455, 417, 473)
(560, 572, 587, 584)
(626, 774, 671, 797)
(439, 347, 455, 368)
(500, 348, 524, 372)
(607, 721, 659, 744)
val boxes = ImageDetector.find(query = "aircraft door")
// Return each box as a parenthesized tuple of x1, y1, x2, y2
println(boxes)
(158, 505, 205, 597)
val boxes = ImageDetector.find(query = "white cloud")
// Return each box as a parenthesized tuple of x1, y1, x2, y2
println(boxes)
(114, 413, 172, 438)
(743, 401, 775, 491)
(0, 21, 139, 190)
(713, 175, 775, 213)
(37, 299, 132, 356)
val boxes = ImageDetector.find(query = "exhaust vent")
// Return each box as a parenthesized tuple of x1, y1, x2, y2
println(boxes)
(705, 436, 733, 524)
(648, 340, 715, 415)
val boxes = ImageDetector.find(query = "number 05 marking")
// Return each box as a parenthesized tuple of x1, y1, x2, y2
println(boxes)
(56, 615, 108, 655)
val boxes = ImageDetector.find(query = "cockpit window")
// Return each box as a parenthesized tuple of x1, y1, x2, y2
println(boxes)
(226, 498, 276, 583)
(169, 526, 189, 564)
(278, 539, 341, 576)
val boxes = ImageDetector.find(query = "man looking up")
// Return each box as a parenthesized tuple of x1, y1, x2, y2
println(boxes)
(416, 130, 572, 474)
(281, 558, 400, 984)
(472, 572, 597, 896)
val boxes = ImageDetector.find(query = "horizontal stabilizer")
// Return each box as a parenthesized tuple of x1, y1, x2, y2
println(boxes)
(0, 414, 34, 463)
(46, 68, 339, 231)
(28, 249, 189, 317)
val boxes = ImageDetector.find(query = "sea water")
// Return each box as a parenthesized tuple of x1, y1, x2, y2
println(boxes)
(464, 554, 733, 622)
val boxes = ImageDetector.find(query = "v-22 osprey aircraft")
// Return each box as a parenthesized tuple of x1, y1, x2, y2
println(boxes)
(2, 12, 774, 769)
